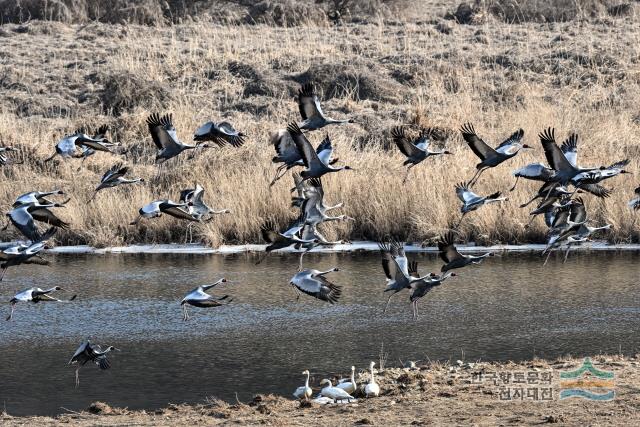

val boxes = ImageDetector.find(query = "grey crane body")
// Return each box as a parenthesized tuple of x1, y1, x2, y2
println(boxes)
(438, 231, 493, 272)
(180, 278, 231, 321)
(7, 286, 76, 321)
(455, 183, 506, 226)
(297, 83, 353, 131)
(289, 267, 342, 303)
(45, 125, 117, 164)
(629, 185, 640, 210)
(270, 131, 338, 186)
(460, 123, 529, 185)
(0, 241, 49, 281)
(130, 200, 195, 225)
(409, 268, 456, 320)
(147, 113, 209, 163)
(391, 127, 453, 182)
(287, 123, 352, 181)
(68, 340, 118, 386)
(193, 120, 245, 147)
(7, 202, 62, 243)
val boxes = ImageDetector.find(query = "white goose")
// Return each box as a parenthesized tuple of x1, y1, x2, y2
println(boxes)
(364, 361, 380, 397)
(337, 366, 357, 394)
(319, 379, 354, 402)
(293, 370, 313, 400)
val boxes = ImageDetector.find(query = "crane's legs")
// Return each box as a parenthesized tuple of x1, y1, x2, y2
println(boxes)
(182, 305, 190, 321)
(291, 283, 301, 301)
(298, 252, 305, 271)
(269, 165, 288, 187)
(468, 168, 486, 187)
(454, 212, 467, 229)
(520, 195, 539, 208)
(0, 267, 7, 282)
(563, 246, 572, 263)
(509, 176, 520, 192)
(402, 165, 414, 184)
(543, 249, 553, 266)
(382, 294, 394, 314)
(5, 303, 15, 321)
(75, 368, 80, 388)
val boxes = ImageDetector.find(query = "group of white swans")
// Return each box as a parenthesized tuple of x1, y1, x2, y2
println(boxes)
(294, 361, 380, 403)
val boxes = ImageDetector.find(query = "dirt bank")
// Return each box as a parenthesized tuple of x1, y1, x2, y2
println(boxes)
(3, 355, 638, 426)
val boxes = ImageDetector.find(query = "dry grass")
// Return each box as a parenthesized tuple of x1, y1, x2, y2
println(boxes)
(0, 1, 639, 247)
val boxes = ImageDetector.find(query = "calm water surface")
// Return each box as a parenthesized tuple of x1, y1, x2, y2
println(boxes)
(0, 251, 638, 416)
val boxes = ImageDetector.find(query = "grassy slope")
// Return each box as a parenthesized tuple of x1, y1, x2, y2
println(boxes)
(0, 4, 639, 247)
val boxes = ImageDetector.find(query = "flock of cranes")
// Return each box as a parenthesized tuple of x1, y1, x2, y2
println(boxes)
(1, 80, 638, 395)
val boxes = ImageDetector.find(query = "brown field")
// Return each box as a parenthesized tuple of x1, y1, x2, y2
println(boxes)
(1, 0, 639, 247)
(2, 355, 638, 426)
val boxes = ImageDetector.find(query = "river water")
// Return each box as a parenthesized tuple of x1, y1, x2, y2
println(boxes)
(0, 251, 638, 416)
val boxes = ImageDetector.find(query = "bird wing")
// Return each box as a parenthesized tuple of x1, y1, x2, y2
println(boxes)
(538, 128, 576, 173)
(162, 206, 197, 221)
(147, 113, 181, 150)
(391, 127, 423, 158)
(460, 123, 496, 161)
(300, 273, 341, 303)
(29, 208, 69, 229)
(261, 225, 281, 244)
(455, 182, 480, 203)
(316, 135, 334, 165)
(569, 198, 587, 224)
(69, 341, 90, 363)
(496, 129, 525, 151)
(513, 163, 555, 179)
(216, 122, 245, 147)
(378, 242, 397, 280)
(578, 183, 611, 198)
(287, 122, 322, 168)
(560, 134, 579, 167)
(298, 83, 323, 120)
(8, 208, 42, 242)
(607, 159, 630, 170)
(438, 232, 463, 263)
(102, 163, 127, 183)
(271, 130, 301, 164)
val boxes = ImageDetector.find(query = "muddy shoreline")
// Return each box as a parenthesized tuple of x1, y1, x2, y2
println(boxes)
(3, 355, 638, 426)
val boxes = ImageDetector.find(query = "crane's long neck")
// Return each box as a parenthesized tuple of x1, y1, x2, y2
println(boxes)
(305, 372, 310, 388)
(317, 268, 335, 276)
(122, 178, 143, 184)
(588, 224, 611, 233)
(324, 202, 343, 211)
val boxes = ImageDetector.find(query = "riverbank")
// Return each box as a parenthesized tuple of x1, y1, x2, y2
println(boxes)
(2, 355, 637, 426)
(36, 241, 640, 254)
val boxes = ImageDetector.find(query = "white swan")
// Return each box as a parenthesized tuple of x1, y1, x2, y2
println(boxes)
(337, 366, 357, 394)
(319, 379, 354, 402)
(293, 370, 312, 400)
(364, 361, 380, 397)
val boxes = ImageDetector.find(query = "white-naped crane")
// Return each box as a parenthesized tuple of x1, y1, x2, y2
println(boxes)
(293, 369, 313, 400)
(147, 113, 209, 163)
(364, 361, 380, 397)
(178, 184, 230, 243)
(519, 182, 580, 209)
(336, 366, 357, 394)
(270, 130, 339, 186)
(0, 241, 50, 282)
(526, 194, 573, 228)
(179, 184, 230, 222)
(297, 82, 354, 131)
(537, 128, 615, 198)
(88, 163, 144, 203)
(6, 202, 62, 242)
(13, 189, 69, 208)
(460, 123, 529, 185)
(180, 278, 232, 321)
(438, 231, 493, 272)
(68, 340, 118, 387)
(193, 120, 246, 147)
(455, 182, 507, 226)
(319, 379, 354, 402)
(294, 223, 349, 270)
(571, 159, 631, 187)
(293, 176, 353, 226)
(7, 286, 76, 321)
(289, 267, 342, 303)
(391, 126, 453, 183)
(408, 264, 456, 321)
(45, 125, 118, 167)
(255, 218, 318, 265)
(0, 145, 20, 165)
(288, 122, 353, 181)
(379, 241, 435, 313)
(130, 199, 196, 226)
(629, 185, 640, 210)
